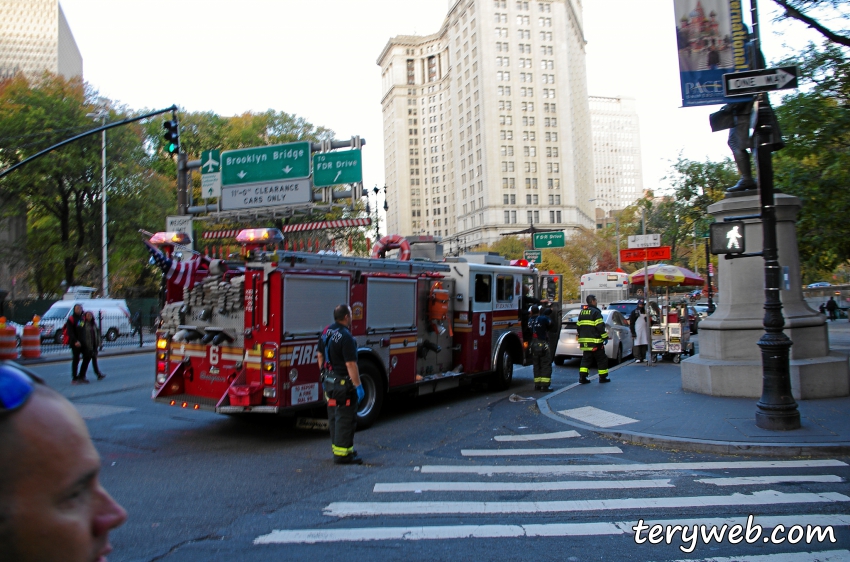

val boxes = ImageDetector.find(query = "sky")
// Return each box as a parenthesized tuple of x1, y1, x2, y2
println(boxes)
(58, 0, 818, 199)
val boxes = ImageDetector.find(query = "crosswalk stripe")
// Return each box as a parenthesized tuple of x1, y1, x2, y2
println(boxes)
(461, 446, 622, 456)
(557, 406, 639, 427)
(419, 459, 848, 475)
(494, 430, 580, 441)
(254, 514, 850, 545)
(696, 475, 845, 486)
(324, 490, 850, 517)
(659, 550, 850, 562)
(373, 478, 674, 493)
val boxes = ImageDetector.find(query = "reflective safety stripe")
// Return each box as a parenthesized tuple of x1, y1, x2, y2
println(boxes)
(332, 445, 354, 457)
(579, 367, 589, 373)
(598, 369, 609, 375)
(534, 376, 551, 383)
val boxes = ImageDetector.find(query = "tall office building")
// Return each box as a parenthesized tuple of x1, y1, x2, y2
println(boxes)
(0, 0, 82, 299)
(588, 95, 643, 226)
(378, 0, 595, 252)
(0, 0, 82, 80)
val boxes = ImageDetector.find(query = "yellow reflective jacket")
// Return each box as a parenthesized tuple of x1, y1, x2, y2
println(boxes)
(577, 305, 608, 350)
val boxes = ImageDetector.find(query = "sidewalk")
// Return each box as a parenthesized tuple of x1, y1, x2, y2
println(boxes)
(540, 321, 850, 457)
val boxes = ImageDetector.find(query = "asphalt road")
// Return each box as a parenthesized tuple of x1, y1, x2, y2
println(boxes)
(27, 354, 850, 562)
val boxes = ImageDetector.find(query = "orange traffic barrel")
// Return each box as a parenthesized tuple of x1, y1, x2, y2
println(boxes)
(21, 325, 41, 359)
(0, 326, 17, 360)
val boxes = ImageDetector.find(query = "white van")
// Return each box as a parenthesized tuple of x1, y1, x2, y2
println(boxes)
(38, 298, 133, 344)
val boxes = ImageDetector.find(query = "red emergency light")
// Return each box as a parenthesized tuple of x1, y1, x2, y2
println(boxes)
(150, 231, 191, 246)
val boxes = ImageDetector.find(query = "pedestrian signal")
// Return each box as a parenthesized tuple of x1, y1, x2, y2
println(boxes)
(709, 221, 746, 255)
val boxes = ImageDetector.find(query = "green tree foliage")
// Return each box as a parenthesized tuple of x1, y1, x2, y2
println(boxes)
(0, 74, 163, 296)
(0, 75, 342, 297)
(773, 42, 850, 277)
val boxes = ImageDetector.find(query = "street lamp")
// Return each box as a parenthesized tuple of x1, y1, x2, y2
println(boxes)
(86, 108, 108, 297)
(590, 198, 620, 270)
(372, 185, 381, 240)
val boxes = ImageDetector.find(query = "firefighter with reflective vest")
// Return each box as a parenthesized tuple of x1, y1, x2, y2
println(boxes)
(577, 294, 610, 384)
(528, 305, 553, 392)
(317, 304, 365, 465)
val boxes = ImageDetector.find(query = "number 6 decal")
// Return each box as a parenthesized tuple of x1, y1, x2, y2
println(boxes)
(209, 345, 220, 365)
(479, 313, 487, 336)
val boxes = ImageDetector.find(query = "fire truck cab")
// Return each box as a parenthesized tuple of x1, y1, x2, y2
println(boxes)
(149, 229, 561, 428)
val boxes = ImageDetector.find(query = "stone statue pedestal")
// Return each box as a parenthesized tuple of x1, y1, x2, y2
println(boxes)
(681, 193, 849, 399)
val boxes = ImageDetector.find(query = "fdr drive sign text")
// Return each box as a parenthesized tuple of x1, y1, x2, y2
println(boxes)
(220, 179, 312, 211)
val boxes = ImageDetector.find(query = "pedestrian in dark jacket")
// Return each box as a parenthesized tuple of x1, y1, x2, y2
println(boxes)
(826, 297, 838, 321)
(66, 304, 88, 384)
(81, 311, 106, 380)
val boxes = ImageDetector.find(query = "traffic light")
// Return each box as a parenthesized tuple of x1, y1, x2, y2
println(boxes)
(162, 119, 179, 154)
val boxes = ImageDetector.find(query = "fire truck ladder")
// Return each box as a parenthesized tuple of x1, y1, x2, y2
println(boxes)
(269, 251, 451, 274)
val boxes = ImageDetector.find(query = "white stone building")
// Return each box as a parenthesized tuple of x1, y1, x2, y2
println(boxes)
(588, 95, 643, 226)
(0, 0, 82, 80)
(377, 0, 595, 253)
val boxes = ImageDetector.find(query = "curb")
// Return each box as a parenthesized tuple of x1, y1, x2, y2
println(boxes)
(538, 361, 850, 458)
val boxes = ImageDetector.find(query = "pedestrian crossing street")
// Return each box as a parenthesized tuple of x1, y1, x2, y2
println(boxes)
(255, 427, 850, 560)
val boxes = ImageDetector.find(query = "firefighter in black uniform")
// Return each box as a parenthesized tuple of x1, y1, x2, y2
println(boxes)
(317, 304, 365, 465)
(528, 305, 553, 392)
(577, 294, 609, 384)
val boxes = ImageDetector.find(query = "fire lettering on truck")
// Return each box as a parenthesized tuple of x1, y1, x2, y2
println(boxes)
(287, 344, 317, 366)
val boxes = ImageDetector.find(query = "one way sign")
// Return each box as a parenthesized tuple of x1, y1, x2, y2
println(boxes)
(723, 66, 798, 97)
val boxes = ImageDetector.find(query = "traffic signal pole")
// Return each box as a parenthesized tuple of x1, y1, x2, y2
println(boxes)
(177, 152, 189, 215)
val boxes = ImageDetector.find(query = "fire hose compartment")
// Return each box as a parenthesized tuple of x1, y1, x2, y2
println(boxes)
(228, 383, 263, 406)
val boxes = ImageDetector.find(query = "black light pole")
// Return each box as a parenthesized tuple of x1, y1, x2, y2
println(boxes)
(372, 185, 380, 240)
(752, 96, 800, 430)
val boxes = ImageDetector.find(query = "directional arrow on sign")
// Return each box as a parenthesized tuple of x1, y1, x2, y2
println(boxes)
(237, 171, 247, 179)
(723, 66, 799, 97)
(283, 166, 292, 173)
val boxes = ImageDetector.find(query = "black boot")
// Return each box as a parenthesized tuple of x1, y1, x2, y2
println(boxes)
(334, 454, 363, 465)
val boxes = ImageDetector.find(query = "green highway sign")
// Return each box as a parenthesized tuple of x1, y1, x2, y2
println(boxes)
(523, 250, 542, 264)
(313, 149, 362, 187)
(221, 141, 310, 186)
(200, 150, 220, 174)
(533, 231, 565, 249)
(200, 150, 221, 198)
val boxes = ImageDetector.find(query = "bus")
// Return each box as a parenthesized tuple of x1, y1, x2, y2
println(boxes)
(580, 271, 630, 308)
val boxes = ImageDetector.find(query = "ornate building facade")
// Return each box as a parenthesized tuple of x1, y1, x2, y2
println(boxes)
(378, 0, 594, 252)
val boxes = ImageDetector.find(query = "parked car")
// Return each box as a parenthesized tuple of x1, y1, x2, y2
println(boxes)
(807, 282, 832, 288)
(37, 298, 132, 344)
(692, 303, 715, 320)
(685, 305, 700, 334)
(607, 299, 662, 325)
(554, 308, 633, 366)
(688, 289, 703, 301)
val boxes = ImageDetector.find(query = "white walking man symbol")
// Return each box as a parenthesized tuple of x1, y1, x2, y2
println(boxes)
(726, 225, 743, 250)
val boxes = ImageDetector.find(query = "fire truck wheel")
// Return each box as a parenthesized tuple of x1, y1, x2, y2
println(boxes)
(490, 347, 513, 391)
(355, 362, 385, 430)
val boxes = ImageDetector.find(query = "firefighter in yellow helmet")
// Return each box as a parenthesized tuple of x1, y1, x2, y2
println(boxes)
(577, 294, 609, 384)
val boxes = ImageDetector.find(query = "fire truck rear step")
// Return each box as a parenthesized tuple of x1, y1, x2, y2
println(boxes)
(154, 394, 219, 411)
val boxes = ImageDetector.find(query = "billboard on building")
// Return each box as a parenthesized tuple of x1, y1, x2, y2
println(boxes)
(673, 0, 751, 107)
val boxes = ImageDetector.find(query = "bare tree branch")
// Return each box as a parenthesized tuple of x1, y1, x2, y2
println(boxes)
(772, 0, 850, 47)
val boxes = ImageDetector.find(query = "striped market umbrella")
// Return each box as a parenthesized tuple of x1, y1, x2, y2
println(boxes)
(628, 264, 705, 287)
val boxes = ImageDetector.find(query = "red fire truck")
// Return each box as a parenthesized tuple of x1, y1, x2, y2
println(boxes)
(148, 229, 562, 428)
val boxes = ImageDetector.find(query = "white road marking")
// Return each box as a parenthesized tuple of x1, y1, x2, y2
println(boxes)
(659, 550, 850, 562)
(696, 475, 845, 486)
(420, 459, 848, 475)
(373, 479, 674, 493)
(323, 490, 850, 517)
(557, 406, 638, 428)
(494, 430, 580, 441)
(461, 446, 622, 457)
(254, 514, 850, 545)
(74, 403, 136, 420)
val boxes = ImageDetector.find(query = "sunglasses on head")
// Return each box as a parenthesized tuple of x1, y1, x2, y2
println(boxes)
(0, 361, 45, 415)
